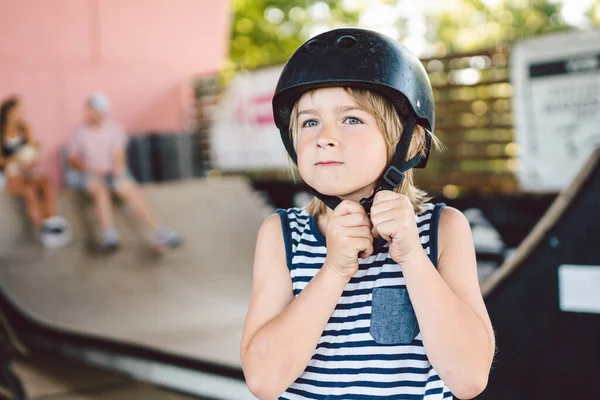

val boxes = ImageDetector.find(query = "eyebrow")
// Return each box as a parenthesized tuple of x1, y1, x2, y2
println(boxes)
(298, 105, 364, 116)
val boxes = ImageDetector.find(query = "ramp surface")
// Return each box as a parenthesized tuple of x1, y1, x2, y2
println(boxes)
(482, 149, 600, 399)
(12, 350, 201, 400)
(0, 177, 270, 370)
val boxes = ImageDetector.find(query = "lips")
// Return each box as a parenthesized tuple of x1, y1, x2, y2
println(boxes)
(315, 161, 343, 166)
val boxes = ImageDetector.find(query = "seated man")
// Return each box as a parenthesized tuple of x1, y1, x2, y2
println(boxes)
(67, 93, 180, 252)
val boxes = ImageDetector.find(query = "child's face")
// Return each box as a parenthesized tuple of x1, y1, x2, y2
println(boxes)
(296, 87, 387, 202)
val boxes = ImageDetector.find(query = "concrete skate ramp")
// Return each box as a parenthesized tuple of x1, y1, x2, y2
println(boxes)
(481, 149, 600, 399)
(0, 176, 270, 370)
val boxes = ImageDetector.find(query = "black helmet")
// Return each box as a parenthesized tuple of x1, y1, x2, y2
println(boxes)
(272, 28, 435, 211)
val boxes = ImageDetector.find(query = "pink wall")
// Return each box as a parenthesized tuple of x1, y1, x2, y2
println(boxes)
(0, 0, 230, 183)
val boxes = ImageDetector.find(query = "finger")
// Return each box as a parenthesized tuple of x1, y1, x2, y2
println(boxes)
(340, 212, 372, 228)
(370, 201, 396, 221)
(371, 224, 380, 238)
(373, 190, 401, 203)
(375, 219, 403, 243)
(370, 197, 408, 217)
(333, 199, 367, 216)
(358, 238, 374, 259)
(374, 208, 416, 230)
(344, 225, 374, 240)
(370, 208, 401, 228)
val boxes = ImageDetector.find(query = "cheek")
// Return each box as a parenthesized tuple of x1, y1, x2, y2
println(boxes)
(295, 135, 313, 170)
(349, 133, 387, 168)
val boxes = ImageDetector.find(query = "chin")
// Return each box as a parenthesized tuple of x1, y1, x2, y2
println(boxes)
(303, 180, 342, 197)
(310, 181, 371, 200)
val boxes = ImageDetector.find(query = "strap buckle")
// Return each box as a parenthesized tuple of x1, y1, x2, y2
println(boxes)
(359, 185, 382, 214)
(382, 165, 405, 188)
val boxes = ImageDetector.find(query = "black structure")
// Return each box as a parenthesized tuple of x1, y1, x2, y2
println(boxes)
(482, 149, 600, 399)
(127, 134, 154, 183)
(0, 347, 24, 400)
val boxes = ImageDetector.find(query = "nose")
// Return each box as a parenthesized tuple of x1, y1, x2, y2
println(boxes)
(316, 124, 339, 148)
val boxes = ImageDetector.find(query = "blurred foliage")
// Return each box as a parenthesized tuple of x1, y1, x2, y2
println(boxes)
(432, 0, 582, 55)
(229, 0, 360, 70)
(229, 0, 600, 71)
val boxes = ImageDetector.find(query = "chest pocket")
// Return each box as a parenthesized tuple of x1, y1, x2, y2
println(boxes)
(370, 287, 419, 345)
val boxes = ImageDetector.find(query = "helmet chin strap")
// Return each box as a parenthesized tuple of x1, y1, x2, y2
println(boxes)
(309, 116, 421, 214)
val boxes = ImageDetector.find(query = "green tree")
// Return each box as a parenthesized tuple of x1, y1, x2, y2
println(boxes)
(228, 0, 600, 70)
(589, 0, 600, 26)
(229, 0, 360, 70)
(429, 0, 598, 55)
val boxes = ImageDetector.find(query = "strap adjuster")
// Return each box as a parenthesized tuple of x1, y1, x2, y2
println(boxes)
(382, 165, 405, 188)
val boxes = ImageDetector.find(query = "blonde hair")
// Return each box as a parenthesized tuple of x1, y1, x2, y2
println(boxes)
(289, 87, 441, 216)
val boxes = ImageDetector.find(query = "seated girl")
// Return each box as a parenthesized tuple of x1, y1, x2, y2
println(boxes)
(0, 96, 71, 248)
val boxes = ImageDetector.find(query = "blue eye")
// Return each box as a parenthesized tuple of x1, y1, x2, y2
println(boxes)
(302, 119, 319, 128)
(345, 117, 362, 125)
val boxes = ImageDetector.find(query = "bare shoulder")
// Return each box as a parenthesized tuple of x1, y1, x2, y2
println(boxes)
(256, 213, 284, 244)
(438, 206, 471, 234)
(253, 212, 288, 279)
(437, 206, 476, 267)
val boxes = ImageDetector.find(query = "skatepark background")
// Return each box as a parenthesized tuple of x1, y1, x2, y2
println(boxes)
(1, 1, 600, 399)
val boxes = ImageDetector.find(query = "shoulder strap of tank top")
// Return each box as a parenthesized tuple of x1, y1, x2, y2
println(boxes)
(428, 203, 446, 268)
(276, 209, 294, 271)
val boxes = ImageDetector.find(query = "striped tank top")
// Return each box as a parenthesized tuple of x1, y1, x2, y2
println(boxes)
(276, 203, 452, 399)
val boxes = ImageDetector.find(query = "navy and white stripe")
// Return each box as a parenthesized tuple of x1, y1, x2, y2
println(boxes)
(277, 203, 452, 399)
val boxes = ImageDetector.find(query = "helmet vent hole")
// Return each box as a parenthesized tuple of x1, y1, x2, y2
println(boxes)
(300, 40, 318, 54)
(336, 35, 357, 49)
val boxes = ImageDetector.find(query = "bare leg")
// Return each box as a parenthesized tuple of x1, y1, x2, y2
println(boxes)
(86, 177, 115, 231)
(6, 175, 43, 226)
(35, 176, 56, 219)
(113, 179, 159, 230)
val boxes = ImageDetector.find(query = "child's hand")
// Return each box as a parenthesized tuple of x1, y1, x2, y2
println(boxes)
(324, 200, 374, 278)
(370, 190, 422, 265)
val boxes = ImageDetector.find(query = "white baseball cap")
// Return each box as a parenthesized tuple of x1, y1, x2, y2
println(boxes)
(88, 92, 110, 114)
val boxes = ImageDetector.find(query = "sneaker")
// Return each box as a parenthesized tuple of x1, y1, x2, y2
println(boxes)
(153, 226, 181, 251)
(101, 229, 121, 252)
(40, 216, 72, 249)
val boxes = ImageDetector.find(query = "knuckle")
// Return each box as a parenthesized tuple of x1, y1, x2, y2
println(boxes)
(341, 199, 355, 208)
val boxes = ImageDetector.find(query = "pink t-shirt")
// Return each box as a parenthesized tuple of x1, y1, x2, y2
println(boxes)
(68, 119, 128, 174)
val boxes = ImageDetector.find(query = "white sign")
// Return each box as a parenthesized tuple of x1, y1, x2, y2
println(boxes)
(511, 30, 600, 192)
(558, 264, 600, 314)
(210, 65, 290, 171)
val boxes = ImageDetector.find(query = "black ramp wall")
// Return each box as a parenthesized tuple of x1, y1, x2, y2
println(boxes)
(481, 149, 600, 399)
